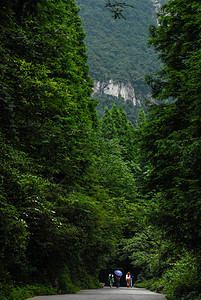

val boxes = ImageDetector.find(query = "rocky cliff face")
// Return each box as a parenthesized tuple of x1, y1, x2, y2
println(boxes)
(150, 0, 167, 25)
(150, 0, 163, 13)
(85, 0, 167, 107)
(93, 80, 141, 106)
(92, 1, 166, 106)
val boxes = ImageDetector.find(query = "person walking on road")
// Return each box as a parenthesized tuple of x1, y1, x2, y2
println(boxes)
(115, 275, 121, 288)
(108, 273, 114, 287)
(114, 270, 122, 288)
(126, 272, 131, 287)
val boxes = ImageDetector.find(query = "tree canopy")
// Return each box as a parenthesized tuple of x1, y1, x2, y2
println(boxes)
(1, 0, 201, 299)
(0, 1, 140, 297)
(143, 0, 201, 251)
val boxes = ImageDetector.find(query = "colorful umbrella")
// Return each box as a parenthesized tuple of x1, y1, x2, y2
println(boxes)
(114, 270, 123, 276)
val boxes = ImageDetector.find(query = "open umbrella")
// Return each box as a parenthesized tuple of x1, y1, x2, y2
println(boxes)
(114, 270, 123, 277)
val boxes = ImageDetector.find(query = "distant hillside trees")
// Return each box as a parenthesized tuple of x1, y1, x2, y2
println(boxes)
(76, 0, 161, 101)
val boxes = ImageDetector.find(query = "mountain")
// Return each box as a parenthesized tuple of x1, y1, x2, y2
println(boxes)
(76, 0, 166, 123)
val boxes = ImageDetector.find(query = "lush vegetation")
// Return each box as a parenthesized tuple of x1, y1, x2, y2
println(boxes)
(76, 0, 161, 104)
(131, 0, 201, 299)
(1, 0, 201, 300)
(0, 0, 140, 298)
(95, 93, 142, 125)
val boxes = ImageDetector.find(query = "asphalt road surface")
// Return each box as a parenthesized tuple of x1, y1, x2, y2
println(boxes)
(27, 287, 166, 300)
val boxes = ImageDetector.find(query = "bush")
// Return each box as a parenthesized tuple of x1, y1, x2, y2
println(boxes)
(0, 283, 9, 300)
(154, 254, 201, 299)
(180, 292, 201, 300)
(58, 269, 80, 294)
(135, 253, 201, 300)
(0, 283, 56, 300)
(79, 274, 102, 290)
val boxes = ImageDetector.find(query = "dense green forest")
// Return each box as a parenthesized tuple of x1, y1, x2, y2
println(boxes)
(75, 0, 162, 123)
(0, 0, 201, 300)
(76, 0, 160, 90)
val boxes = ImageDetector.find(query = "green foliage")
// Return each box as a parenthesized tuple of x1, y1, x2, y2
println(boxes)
(135, 108, 146, 129)
(0, 283, 56, 300)
(135, 252, 201, 300)
(57, 267, 80, 294)
(95, 93, 142, 126)
(132, 0, 201, 298)
(94, 139, 137, 200)
(150, 253, 201, 300)
(76, 0, 161, 99)
(0, 0, 97, 184)
(141, 78, 201, 250)
(123, 230, 163, 276)
(100, 104, 137, 161)
(0, 0, 130, 295)
(2, 0, 201, 299)
(0, 1, 140, 288)
(147, 0, 201, 103)
(100, 107, 117, 139)
(0, 130, 127, 294)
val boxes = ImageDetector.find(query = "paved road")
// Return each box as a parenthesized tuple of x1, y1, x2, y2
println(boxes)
(27, 287, 166, 300)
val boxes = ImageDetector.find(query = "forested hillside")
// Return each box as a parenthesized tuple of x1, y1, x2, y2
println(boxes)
(75, 0, 164, 123)
(76, 0, 159, 90)
(1, 0, 201, 300)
